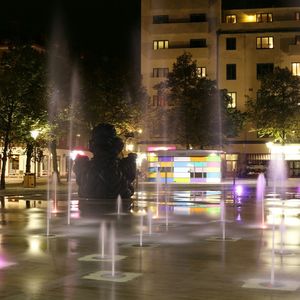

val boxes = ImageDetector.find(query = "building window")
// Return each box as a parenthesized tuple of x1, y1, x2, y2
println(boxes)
(190, 39, 206, 48)
(256, 37, 274, 49)
(296, 12, 300, 20)
(295, 35, 300, 45)
(227, 92, 237, 108)
(226, 15, 237, 23)
(153, 15, 169, 24)
(9, 155, 19, 174)
(226, 38, 236, 50)
(292, 63, 300, 76)
(256, 13, 273, 22)
(190, 13, 206, 22)
(225, 154, 238, 174)
(153, 40, 169, 50)
(152, 95, 167, 107)
(196, 67, 206, 78)
(226, 64, 236, 80)
(257, 63, 274, 79)
(153, 68, 169, 78)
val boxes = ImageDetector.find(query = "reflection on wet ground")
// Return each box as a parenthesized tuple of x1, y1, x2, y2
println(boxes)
(1, 185, 300, 299)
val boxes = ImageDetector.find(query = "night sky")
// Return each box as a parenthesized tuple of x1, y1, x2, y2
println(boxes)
(1, 0, 299, 73)
(0, 0, 141, 72)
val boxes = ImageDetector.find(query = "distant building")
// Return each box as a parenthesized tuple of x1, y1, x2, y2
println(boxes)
(141, 0, 300, 178)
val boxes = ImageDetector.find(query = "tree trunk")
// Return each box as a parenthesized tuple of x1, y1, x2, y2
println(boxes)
(50, 139, 60, 183)
(0, 135, 9, 190)
(26, 143, 34, 173)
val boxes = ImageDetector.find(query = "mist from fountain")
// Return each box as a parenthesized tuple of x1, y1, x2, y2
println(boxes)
(268, 152, 287, 197)
(110, 224, 116, 277)
(99, 221, 107, 258)
(67, 67, 80, 225)
(155, 169, 161, 218)
(220, 198, 226, 240)
(147, 209, 152, 235)
(139, 214, 144, 247)
(243, 148, 298, 290)
(256, 173, 266, 228)
(116, 195, 122, 215)
(52, 172, 58, 214)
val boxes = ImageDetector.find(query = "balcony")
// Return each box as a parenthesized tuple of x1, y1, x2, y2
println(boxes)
(220, 20, 300, 34)
(152, 47, 209, 60)
(150, 22, 209, 35)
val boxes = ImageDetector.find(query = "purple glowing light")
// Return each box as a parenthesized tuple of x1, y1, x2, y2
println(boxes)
(235, 185, 243, 197)
(0, 256, 16, 269)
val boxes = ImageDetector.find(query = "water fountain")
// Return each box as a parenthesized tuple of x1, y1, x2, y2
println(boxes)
(139, 214, 144, 247)
(147, 209, 152, 235)
(67, 67, 80, 225)
(256, 173, 266, 228)
(82, 222, 141, 282)
(100, 221, 107, 258)
(155, 168, 161, 218)
(206, 196, 238, 242)
(79, 221, 126, 262)
(243, 147, 300, 291)
(116, 194, 122, 215)
(165, 194, 169, 231)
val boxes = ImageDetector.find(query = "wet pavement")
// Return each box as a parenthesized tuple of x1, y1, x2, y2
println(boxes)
(1, 180, 300, 299)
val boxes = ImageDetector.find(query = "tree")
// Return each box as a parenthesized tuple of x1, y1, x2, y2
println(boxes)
(81, 63, 148, 138)
(160, 52, 244, 149)
(0, 44, 47, 189)
(246, 67, 300, 144)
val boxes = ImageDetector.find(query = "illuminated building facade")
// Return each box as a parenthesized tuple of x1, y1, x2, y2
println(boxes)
(141, 0, 300, 178)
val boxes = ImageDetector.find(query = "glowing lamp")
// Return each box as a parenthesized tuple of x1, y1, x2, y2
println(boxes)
(70, 150, 85, 161)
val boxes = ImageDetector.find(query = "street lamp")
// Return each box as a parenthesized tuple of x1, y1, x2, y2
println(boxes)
(30, 130, 39, 185)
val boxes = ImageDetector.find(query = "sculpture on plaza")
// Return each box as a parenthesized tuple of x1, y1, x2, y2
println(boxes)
(73, 123, 137, 199)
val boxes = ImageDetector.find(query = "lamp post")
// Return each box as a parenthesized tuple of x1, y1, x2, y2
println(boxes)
(30, 130, 39, 185)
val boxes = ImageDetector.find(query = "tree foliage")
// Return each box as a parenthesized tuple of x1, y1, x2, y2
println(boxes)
(81, 64, 148, 137)
(0, 44, 47, 188)
(159, 52, 245, 149)
(246, 67, 300, 144)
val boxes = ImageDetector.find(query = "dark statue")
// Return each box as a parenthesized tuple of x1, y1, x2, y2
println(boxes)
(74, 123, 137, 199)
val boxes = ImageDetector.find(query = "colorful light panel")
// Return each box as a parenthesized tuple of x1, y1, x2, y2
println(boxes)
(147, 152, 222, 183)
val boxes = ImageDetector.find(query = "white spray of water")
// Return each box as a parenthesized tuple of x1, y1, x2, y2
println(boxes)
(67, 67, 80, 225)
(256, 173, 266, 228)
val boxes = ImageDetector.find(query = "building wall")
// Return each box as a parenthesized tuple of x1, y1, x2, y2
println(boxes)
(141, 0, 300, 177)
(1, 147, 73, 178)
(141, 0, 221, 144)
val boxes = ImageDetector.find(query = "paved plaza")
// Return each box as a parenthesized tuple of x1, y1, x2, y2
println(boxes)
(0, 178, 300, 299)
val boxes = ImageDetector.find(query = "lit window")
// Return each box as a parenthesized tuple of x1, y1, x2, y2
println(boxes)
(244, 14, 256, 22)
(227, 92, 237, 108)
(296, 12, 300, 20)
(196, 67, 206, 78)
(256, 37, 273, 49)
(153, 68, 169, 78)
(292, 63, 300, 76)
(153, 40, 169, 50)
(226, 15, 237, 23)
(256, 13, 272, 23)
